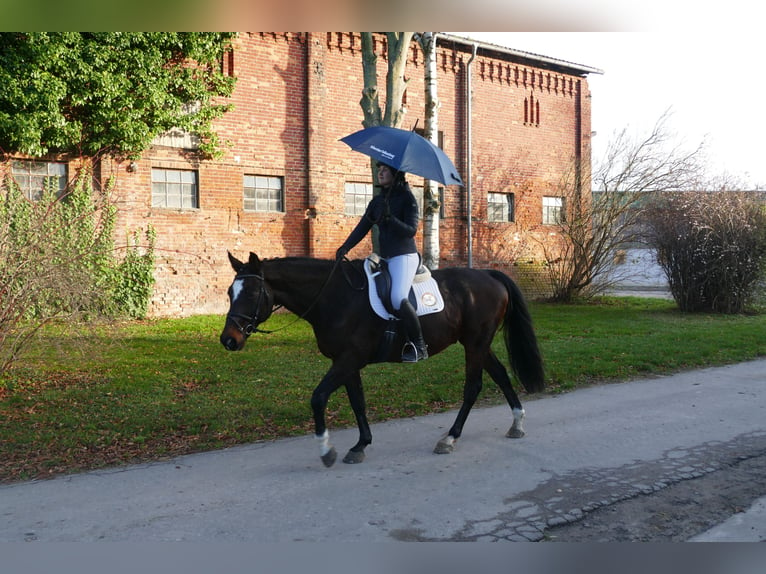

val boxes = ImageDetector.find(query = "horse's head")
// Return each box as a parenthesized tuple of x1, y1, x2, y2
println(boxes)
(220, 251, 274, 351)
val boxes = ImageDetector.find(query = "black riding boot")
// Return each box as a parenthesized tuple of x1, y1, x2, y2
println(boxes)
(398, 299, 428, 363)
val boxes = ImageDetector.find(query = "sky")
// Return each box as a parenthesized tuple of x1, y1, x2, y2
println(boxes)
(451, 31, 765, 188)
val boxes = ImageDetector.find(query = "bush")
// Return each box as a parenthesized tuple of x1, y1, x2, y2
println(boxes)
(0, 170, 155, 373)
(645, 191, 766, 313)
(112, 227, 156, 320)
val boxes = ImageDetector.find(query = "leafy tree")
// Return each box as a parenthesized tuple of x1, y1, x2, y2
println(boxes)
(0, 32, 235, 160)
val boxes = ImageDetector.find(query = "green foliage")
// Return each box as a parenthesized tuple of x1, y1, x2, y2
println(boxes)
(0, 32, 235, 159)
(112, 227, 157, 320)
(0, 171, 155, 373)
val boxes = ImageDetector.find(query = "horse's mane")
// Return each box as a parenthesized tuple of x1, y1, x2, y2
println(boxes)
(260, 256, 365, 282)
(264, 256, 365, 271)
(266, 256, 333, 267)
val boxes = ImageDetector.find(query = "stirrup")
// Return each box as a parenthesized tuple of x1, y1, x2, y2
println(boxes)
(401, 340, 427, 363)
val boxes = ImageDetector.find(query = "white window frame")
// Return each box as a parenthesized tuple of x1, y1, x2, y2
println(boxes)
(151, 168, 199, 209)
(244, 175, 284, 213)
(488, 192, 515, 222)
(11, 160, 68, 201)
(543, 195, 565, 225)
(344, 182, 374, 216)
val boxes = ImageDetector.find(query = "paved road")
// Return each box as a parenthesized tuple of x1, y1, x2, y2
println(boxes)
(1, 360, 764, 542)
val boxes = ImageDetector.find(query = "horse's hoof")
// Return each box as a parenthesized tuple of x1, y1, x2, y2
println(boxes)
(433, 435, 456, 454)
(343, 450, 365, 464)
(506, 427, 525, 439)
(321, 447, 337, 467)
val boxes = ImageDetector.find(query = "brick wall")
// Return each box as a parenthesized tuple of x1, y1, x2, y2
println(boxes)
(2, 33, 593, 316)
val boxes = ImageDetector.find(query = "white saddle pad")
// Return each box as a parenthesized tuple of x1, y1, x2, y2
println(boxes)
(363, 258, 445, 320)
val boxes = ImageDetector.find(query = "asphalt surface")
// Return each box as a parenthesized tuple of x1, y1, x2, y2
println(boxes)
(1, 359, 764, 543)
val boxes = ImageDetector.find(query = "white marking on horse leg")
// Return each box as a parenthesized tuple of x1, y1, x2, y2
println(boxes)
(434, 433, 456, 454)
(316, 430, 332, 456)
(231, 278, 244, 302)
(507, 407, 526, 438)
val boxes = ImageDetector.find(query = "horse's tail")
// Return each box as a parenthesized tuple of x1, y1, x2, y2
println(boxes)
(487, 270, 545, 393)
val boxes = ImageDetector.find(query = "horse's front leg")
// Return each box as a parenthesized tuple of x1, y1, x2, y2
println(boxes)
(342, 371, 372, 464)
(311, 368, 344, 467)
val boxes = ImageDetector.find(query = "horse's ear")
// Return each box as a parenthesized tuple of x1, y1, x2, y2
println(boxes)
(228, 251, 244, 272)
(248, 252, 262, 272)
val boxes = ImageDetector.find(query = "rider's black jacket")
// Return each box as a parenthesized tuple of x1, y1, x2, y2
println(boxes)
(340, 182, 419, 259)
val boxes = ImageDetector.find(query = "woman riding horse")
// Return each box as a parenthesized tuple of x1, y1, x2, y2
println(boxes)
(336, 162, 427, 363)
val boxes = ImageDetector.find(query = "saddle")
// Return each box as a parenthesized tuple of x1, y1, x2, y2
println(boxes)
(363, 254, 444, 320)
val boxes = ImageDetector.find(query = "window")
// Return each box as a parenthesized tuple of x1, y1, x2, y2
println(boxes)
(438, 187, 445, 219)
(11, 160, 67, 201)
(152, 128, 200, 150)
(344, 182, 373, 215)
(244, 175, 284, 212)
(152, 102, 201, 149)
(488, 192, 515, 222)
(152, 168, 198, 209)
(411, 185, 424, 216)
(543, 196, 565, 224)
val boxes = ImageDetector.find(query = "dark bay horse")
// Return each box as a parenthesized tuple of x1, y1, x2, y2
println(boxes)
(220, 252, 545, 467)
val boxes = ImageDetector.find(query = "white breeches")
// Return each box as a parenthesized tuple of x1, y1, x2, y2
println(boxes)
(386, 253, 419, 310)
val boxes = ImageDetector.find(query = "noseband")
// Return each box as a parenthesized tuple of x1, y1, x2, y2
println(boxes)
(226, 273, 273, 336)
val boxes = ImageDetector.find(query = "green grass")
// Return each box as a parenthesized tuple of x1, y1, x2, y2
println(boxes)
(1, 297, 765, 482)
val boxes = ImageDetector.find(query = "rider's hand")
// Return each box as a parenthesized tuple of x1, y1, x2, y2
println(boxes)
(335, 245, 349, 261)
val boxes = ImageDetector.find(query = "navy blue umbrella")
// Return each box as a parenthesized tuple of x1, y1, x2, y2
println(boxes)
(341, 125, 464, 186)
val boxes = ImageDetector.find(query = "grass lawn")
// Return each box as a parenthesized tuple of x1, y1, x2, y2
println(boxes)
(1, 296, 764, 482)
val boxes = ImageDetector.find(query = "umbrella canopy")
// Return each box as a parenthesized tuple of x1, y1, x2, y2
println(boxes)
(340, 125, 464, 186)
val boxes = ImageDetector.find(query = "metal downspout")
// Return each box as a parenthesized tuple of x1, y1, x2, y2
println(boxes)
(466, 43, 477, 268)
(306, 34, 314, 257)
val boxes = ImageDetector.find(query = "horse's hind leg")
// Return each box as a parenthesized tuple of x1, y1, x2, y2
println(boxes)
(434, 354, 483, 454)
(484, 350, 526, 438)
(342, 371, 372, 464)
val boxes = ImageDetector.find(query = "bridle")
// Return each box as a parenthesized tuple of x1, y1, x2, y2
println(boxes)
(225, 273, 274, 336)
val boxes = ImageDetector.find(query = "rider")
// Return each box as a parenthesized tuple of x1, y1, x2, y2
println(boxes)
(335, 162, 428, 362)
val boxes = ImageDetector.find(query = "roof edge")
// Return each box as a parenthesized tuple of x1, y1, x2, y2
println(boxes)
(437, 33, 604, 76)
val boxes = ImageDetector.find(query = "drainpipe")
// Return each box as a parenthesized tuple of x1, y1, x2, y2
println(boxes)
(466, 43, 477, 268)
(305, 34, 315, 257)
(305, 33, 323, 258)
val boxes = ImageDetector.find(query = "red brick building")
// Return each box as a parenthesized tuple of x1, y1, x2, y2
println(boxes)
(3, 33, 601, 317)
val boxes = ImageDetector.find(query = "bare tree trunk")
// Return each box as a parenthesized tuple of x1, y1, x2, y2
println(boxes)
(383, 32, 413, 128)
(359, 33, 381, 129)
(419, 32, 440, 269)
(359, 32, 414, 253)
